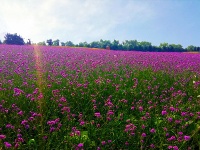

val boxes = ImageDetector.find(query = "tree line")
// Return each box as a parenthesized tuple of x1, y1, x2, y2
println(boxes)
(42, 38, 200, 52)
(1, 33, 199, 52)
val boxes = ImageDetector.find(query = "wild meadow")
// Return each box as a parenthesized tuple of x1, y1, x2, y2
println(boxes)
(0, 45, 199, 150)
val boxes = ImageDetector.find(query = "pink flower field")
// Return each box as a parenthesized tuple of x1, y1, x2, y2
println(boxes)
(0, 45, 200, 149)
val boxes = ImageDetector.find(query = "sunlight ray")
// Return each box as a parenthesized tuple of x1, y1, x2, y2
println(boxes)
(33, 45, 45, 135)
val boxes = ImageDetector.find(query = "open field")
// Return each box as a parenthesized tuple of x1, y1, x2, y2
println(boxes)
(0, 45, 200, 149)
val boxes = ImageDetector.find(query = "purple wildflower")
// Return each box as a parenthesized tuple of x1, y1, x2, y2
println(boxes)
(4, 142, 12, 148)
(168, 145, 173, 149)
(139, 106, 143, 112)
(161, 110, 167, 115)
(94, 112, 101, 118)
(17, 110, 23, 116)
(184, 135, 191, 141)
(80, 121, 85, 126)
(108, 140, 112, 143)
(141, 133, 146, 137)
(169, 106, 175, 112)
(150, 128, 156, 133)
(77, 143, 83, 148)
(0, 134, 6, 139)
(150, 144, 155, 148)
(173, 146, 179, 150)
(13, 88, 24, 96)
(178, 132, 183, 136)
(101, 141, 106, 145)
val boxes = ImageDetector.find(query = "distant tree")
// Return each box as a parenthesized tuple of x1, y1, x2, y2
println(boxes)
(169, 44, 184, 52)
(78, 42, 84, 47)
(111, 40, 120, 50)
(77, 42, 87, 47)
(37, 41, 46, 46)
(61, 42, 65, 46)
(122, 40, 138, 51)
(159, 42, 169, 51)
(65, 41, 74, 47)
(3, 33, 25, 45)
(90, 41, 100, 48)
(53, 39, 59, 46)
(167, 45, 174, 52)
(186, 45, 195, 52)
(99, 39, 112, 49)
(46, 39, 53, 46)
(106, 45, 110, 50)
(42, 38, 199, 52)
(139, 41, 152, 51)
(151, 46, 161, 52)
(83, 41, 90, 47)
(197, 47, 200, 52)
(0, 40, 2, 44)
(122, 40, 131, 50)
(129, 40, 138, 50)
(26, 39, 31, 45)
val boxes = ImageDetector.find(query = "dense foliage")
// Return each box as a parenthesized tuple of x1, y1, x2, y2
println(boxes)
(3, 33, 25, 45)
(0, 45, 199, 149)
(46, 39, 53, 46)
(61, 39, 200, 52)
(1, 33, 199, 52)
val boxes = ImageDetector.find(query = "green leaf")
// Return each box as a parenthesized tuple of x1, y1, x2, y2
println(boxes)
(90, 141, 96, 147)
(28, 139, 36, 145)
(81, 131, 89, 141)
(155, 117, 163, 125)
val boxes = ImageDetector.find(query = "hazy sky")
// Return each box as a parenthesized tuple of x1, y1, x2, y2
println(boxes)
(0, 0, 199, 47)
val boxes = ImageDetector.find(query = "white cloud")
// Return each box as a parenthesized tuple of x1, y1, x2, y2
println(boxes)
(0, 0, 155, 43)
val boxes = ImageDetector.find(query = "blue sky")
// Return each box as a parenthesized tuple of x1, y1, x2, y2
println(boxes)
(0, 0, 199, 48)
